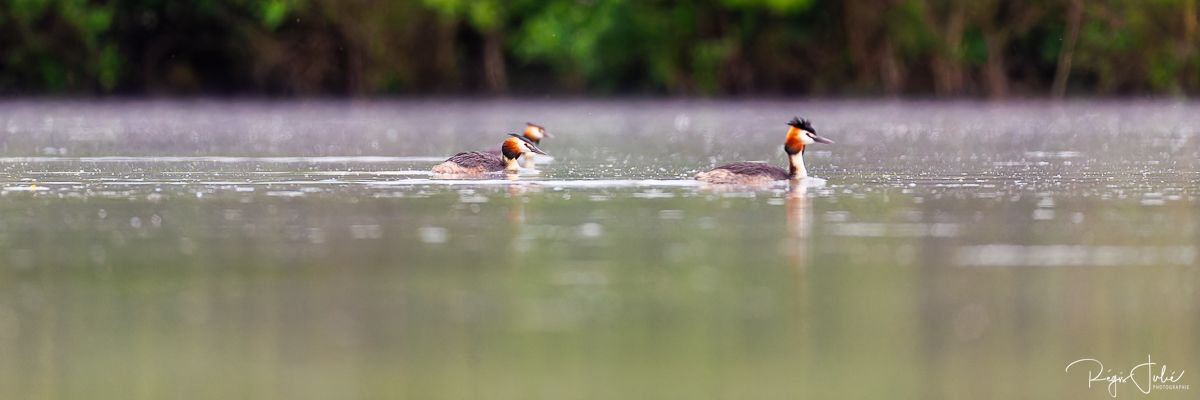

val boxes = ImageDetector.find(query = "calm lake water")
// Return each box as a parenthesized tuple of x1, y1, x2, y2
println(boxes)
(0, 100, 1196, 399)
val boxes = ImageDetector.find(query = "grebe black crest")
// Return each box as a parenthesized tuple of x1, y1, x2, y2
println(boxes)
(695, 117, 834, 184)
(433, 134, 548, 174)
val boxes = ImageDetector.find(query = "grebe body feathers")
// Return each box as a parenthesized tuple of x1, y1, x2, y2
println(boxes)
(432, 151, 509, 174)
(694, 162, 790, 184)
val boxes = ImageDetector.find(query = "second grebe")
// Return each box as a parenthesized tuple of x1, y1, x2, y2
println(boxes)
(695, 117, 833, 184)
(518, 122, 550, 169)
(522, 122, 549, 144)
(432, 134, 548, 174)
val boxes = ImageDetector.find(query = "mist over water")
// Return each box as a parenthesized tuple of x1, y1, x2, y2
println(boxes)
(0, 100, 1196, 399)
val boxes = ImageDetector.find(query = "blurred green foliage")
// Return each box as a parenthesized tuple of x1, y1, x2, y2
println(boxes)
(1, 0, 1198, 96)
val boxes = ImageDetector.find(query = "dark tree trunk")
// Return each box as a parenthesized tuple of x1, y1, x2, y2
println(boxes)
(482, 30, 508, 94)
(983, 31, 1008, 98)
(879, 40, 904, 95)
(843, 0, 879, 90)
(928, 2, 965, 95)
(1051, 0, 1083, 98)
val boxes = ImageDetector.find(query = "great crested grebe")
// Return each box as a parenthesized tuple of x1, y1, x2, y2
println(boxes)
(521, 122, 549, 144)
(487, 123, 551, 168)
(695, 117, 833, 184)
(432, 134, 548, 174)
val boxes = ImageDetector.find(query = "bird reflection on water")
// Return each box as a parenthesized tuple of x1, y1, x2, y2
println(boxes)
(786, 183, 812, 272)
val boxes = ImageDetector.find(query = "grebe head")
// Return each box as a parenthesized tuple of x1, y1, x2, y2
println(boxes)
(502, 134, 549, 160)
(523, 122, 549, 144)
(784, 117, 833, 154)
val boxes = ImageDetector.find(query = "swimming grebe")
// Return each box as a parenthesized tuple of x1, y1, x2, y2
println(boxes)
(432, 134, 548, 174)
(486, 123, 551, 168)
(695, 117, 833, 184)
(522, 122, 549, 144)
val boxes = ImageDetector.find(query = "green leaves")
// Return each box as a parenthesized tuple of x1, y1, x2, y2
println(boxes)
(98, 44, 119, 90)
(721, 0, 814, 14)
(2, 0, 1200, 95)
(259, 0, 289, 30)
(423, 0, 506, 30)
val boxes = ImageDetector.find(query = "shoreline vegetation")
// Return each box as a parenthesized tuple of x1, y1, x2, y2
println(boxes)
(2, 0, 1198, 97)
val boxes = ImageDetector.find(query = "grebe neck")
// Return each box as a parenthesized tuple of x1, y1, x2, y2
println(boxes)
(788, 152, 808, 179)
(505, 156, 520, 172)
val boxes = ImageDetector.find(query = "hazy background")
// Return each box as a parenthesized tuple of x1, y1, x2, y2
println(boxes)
(2, 0, 1198, 97)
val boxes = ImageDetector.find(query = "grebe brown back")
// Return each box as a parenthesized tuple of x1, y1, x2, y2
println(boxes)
(696, 117, 833, 184)
(433, 134, 548, 174)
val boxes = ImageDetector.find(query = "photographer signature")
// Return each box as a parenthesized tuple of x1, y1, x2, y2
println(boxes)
(1065, 355, 1187, 397)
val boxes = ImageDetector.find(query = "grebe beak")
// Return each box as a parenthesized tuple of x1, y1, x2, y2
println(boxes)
(527, 142, 549, 155)
(811, 135, 834, 144)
